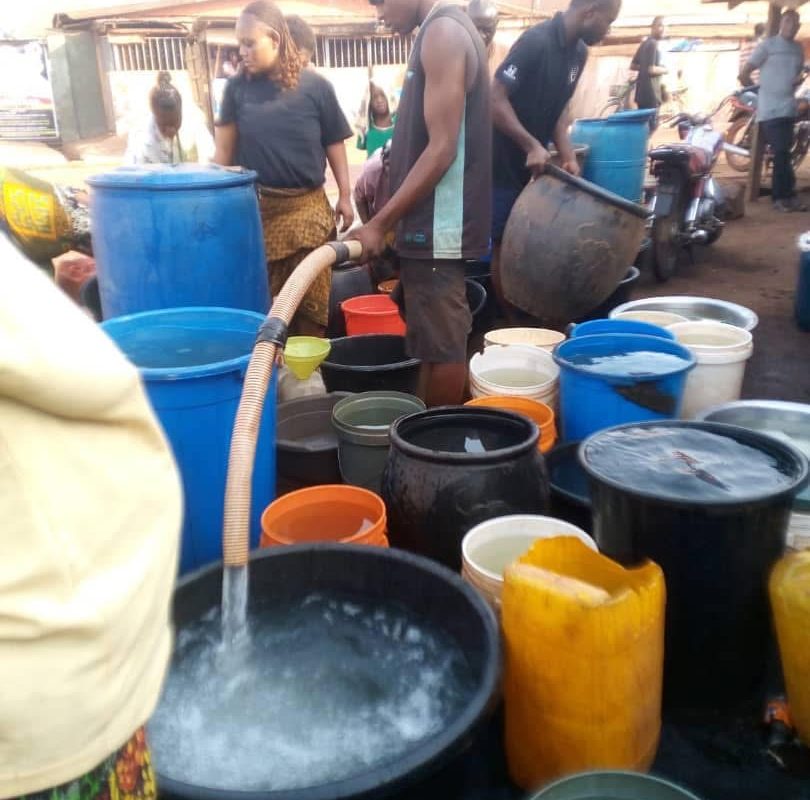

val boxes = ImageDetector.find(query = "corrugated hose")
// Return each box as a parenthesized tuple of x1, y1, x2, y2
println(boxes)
(222, 239, 363, 567)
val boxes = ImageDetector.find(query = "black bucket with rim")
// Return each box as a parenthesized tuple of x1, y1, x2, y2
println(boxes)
(580, 421, 809, 708)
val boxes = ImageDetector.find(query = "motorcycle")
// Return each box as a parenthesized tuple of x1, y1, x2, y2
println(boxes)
(647, 113, 727, 281)
(722, 77, 810, 173)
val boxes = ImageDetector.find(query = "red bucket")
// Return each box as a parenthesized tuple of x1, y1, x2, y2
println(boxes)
(341, 294, 406, 336)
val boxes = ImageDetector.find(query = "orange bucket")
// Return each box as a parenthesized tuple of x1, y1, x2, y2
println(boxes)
(260, 484, 389, 548)
(465, 396, 557, 453)
(341, 294, 406, 336)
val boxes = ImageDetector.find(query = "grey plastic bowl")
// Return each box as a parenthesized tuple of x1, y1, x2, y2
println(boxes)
(610, 296, 758, 332)
(332, 391, 425, 494)
(696, 400, 810, 510)
(530, 771, 703, 800)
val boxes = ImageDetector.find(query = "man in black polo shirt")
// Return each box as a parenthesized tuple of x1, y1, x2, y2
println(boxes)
(490, 0, 621, 313)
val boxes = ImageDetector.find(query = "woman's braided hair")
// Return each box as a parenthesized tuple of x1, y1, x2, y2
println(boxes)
(242, 0, 301, 91)
(150, 71, 182, 114)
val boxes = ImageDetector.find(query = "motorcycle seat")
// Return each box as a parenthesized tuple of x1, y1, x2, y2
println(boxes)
(649, 144, 711, 174)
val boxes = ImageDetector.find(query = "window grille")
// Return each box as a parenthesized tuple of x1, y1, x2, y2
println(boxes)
(110, 37, 186, 71)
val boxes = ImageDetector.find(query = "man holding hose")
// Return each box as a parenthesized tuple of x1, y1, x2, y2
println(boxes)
(351, 0, 492, 407)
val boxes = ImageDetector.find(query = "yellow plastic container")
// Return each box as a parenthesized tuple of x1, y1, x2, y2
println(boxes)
(502, 537, 665, 790)
(770, 550, 810, 745)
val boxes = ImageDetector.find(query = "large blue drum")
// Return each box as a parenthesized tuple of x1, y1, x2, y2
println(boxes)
(572, 109, 655, 202)
(88, 165, 269, 318)
(102, 307, 276, 574)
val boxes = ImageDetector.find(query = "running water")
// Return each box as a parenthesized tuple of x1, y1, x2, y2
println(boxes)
(221, 565, 249, 647)
(149, 592, 475, 791)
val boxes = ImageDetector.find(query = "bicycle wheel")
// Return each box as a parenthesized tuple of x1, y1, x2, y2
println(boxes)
(725, 117, 753, 172)
(599, 100, 620, 117)
(791, 124, 810, 169)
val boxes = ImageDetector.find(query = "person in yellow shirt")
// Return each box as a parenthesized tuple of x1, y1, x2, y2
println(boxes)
(0, 235, 182, 800)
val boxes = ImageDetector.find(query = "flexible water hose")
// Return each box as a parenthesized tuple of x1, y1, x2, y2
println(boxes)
(222, 239, 364, 567)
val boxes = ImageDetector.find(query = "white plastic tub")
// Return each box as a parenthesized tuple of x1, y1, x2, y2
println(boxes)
(483, 327, 565, 353)
(669, 321, 754, 419)
(461, 514, 596, 612)
(469, 344, 560, 407)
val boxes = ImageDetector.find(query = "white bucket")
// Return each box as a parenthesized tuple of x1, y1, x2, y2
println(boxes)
(469, 344, 560, 408)
(484, 327, 565, 353)
(461, 514, 596, 612)
(669, 321, 754, 419)
(613, 310, 689, 327)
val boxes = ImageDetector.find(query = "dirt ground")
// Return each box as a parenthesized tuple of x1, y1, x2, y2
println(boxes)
(631, 180, 810, 406)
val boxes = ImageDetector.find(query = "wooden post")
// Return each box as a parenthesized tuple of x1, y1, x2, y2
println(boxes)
(747, 2, 784, 202)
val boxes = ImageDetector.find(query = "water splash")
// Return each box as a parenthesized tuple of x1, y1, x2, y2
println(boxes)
(221, 565, 249, 647)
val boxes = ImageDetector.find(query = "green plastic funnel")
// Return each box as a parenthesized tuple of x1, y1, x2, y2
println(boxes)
(284, 336, 331, 380)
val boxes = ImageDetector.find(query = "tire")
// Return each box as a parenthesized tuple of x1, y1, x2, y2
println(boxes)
(651, 186, 685, 282)
(791, 126, 810, 170)
(704, 227, 723, 246)
(725, 117, 753, 172)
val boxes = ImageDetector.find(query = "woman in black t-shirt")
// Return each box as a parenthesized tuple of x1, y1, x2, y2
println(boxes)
(214, 0, 353, 336)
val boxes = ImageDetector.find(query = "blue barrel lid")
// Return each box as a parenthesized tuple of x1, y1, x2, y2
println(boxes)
(574, 108, 657, 127)
(87, 164, 259, 190)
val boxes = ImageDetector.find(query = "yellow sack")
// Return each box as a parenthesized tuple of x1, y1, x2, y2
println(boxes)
(770, 550, 810, 745)
(0, 167, 73, 263)
(502, 537, 665, 790)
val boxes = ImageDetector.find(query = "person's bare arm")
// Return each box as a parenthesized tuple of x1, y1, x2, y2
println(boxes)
(325, 141, 355, 233)
(213, 123, 237, 166)
(552, 106, 578, 176)
(350, 18, 469, 258)
(649, 64, 668, 77)
(492, 79, 549, 177)
(740, 42, 767, 86)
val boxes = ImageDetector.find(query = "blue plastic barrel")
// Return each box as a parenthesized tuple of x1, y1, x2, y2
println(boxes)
(572, 109, 655, 202)
(570, 318, 675, 340)
(796, 234, 810, 331)
(88, 165, 269, 319)
(554, 333, 695, 441)
(102, 307, 276, 574)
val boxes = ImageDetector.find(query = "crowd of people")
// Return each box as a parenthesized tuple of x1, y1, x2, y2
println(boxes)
(7, 1, 810, 797)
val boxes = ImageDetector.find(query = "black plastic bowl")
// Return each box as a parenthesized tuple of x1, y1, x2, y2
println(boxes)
(577, 266, 641, 322)
(275, 392, 349, 495)
(545, 441, 592, 532)
(321, 334, 421, 395)
(154, 544, 501, 800)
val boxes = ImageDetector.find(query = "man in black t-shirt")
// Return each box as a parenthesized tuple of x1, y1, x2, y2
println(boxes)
(490, 0, 621, 315)
(631, 16, 668, 130)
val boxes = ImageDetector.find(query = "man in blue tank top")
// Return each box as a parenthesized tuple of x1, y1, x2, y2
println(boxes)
(352, 0, 491, 407)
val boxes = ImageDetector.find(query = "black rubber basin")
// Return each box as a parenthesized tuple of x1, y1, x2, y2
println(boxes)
(154, 545, 501, 800)
(545, 441, 592, 533)
(276, 392, 349, 495)
(577, 266, 641, 322)
(321, 335, 421, 395)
